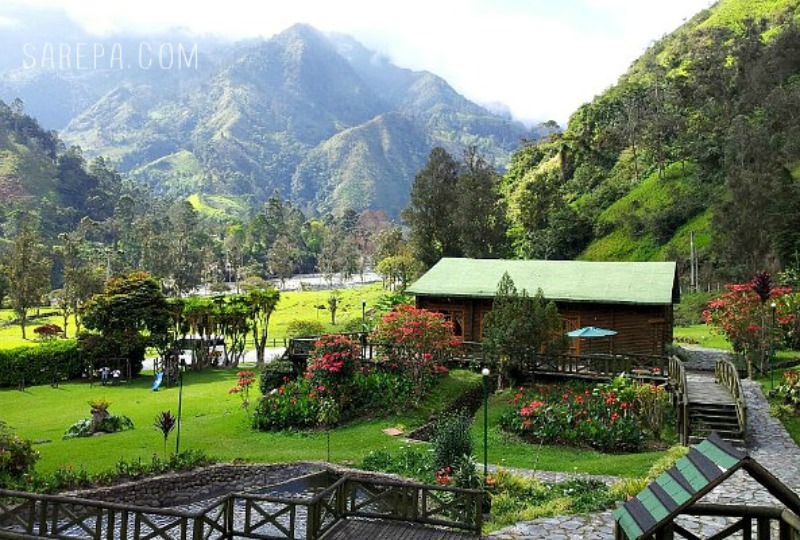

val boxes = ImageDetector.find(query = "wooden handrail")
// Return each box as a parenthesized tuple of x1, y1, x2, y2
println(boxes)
(668, 356, 689, 445)
(715, 357, 747, 442)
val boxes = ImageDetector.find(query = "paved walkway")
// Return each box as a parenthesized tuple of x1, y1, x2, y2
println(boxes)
(486, 347, 800, 539)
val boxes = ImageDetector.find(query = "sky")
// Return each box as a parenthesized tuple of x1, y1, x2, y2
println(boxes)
(3, 0, 715, 125)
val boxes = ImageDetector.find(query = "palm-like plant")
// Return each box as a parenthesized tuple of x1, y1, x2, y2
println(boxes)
(153, 411, 177, 459)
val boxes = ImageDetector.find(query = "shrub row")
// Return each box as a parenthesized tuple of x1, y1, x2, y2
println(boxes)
(0, 341, 84, 388)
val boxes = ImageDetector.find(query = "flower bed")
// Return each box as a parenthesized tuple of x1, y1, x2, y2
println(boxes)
(252, 332, 449, 431)
(500, 378, 668, 453)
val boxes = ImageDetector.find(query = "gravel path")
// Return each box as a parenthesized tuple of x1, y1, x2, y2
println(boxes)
(487, 348, 800, 539)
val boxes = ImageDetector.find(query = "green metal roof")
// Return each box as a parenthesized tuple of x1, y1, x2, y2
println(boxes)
(613, 433, 748, 540)
(406, 258, 678, 305)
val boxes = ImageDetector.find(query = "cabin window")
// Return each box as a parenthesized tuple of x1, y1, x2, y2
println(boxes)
(435, 309, 464, 337)
(478, 308, 491, 339)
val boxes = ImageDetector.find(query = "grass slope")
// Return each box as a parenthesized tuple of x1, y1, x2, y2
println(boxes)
(2, 369, 665, 479)
(0, 370, 480, 475)
(580, 162, 706, 261)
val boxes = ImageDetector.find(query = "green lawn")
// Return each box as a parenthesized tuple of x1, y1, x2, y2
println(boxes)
(1, 369, 664, 479)
(0, 310, 75, 350)
(2, 283, 672, 480)
(673, 324, 732, 350)
(2, 369, 478, 475)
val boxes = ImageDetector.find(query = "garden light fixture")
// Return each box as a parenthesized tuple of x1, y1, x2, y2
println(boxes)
(482, 367, 490, 480)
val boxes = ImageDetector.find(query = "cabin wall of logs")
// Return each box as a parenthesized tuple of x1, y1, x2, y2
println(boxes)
(416, 296, 673, 356)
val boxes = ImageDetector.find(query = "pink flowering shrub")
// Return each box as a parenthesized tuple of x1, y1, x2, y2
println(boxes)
(229, 371, 256, 410)
(252, 334, 361, 431)
(252, 329, 453, 431)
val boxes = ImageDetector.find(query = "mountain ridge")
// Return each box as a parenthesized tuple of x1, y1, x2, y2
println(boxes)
(0, 18, 536, 218)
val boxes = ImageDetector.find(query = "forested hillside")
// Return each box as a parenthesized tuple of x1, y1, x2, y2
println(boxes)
(0, 100, 404, 311)
(502, 0, 800, 281)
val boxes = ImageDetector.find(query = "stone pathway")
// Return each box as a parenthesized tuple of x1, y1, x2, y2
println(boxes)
(487, 348, 800, 539)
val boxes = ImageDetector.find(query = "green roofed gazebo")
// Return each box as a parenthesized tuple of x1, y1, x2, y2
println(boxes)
(406, 258, 679, 355)
(614, 432, 800, 539)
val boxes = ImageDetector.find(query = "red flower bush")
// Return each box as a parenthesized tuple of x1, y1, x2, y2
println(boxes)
(229, 370, 256, 410)
(703, 281, 795, 364)
(306, 334, 360, 406)
(369, 305, 458, 398)
(501, 382, 645, 452)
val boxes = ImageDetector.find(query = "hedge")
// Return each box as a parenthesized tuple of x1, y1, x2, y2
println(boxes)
(0, 340, 84, 388)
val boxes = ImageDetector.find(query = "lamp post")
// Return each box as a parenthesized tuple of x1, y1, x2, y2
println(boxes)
(771, 302, 777, 390)
(481, 367, 490, 480)
(175, 360, 186, 455)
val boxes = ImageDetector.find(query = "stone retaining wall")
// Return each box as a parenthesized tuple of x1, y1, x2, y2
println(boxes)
(65, 462, 322, 507)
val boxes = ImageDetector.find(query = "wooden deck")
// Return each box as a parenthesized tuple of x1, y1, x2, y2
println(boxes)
(322, 518, 479, 539)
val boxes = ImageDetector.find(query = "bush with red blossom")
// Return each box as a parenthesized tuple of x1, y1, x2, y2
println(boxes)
(703, 279, 795, 370)
(370, 304, 460, 398)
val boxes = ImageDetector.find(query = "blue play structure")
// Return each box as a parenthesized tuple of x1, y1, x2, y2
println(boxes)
(151, 372, 164, 391)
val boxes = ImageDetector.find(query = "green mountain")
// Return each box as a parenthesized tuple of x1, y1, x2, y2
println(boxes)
(0, 22, 534, 218)
(0, 100, 124, 239)
(503, 0, 800, 280)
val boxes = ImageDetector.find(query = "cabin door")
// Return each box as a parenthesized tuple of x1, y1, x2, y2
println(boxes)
(562, 315, 581, 355)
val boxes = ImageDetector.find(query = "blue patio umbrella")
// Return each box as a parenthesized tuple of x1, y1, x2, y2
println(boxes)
(566, 326, 617, 355)
(566, 326, 618, 338)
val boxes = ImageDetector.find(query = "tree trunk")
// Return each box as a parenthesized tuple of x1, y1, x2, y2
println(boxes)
(20, 312, 27, 340)
(256, 338, 266, 367)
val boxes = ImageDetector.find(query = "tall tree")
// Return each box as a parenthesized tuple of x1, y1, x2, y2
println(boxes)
(81, 272, 171, 374)
(0, 271, 8, 310)
(402, 147, 461, 268)
(455, 148, 508, 258)
(247, 286, 281, 366)
(223, 225, 245, 292)
(6, 221, 51, 339)
(167, 200, 209, 295)
(268, 235, 294, 287)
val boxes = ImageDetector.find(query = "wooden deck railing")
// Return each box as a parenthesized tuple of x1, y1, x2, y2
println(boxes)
(0, 489, 220, 540)
(521, 353, 669, 381)
(715, 357, 747, 441)
(668, 355, 690, 445)
(0, 474, 482, 540)
(286, 335, 668, 384)
(343, 475, 482, 535)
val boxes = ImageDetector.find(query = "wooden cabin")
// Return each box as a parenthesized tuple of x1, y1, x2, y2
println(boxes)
(406, 258, 680, 356)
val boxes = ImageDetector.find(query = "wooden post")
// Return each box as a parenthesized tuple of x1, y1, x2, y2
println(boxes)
(226, 498, 234, 540)
(656, 523, 675, 539)
(757, 517, 771, 539)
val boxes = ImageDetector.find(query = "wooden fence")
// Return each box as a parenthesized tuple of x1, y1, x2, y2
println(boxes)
(715, 357, 747, 441)
(0, 474, 482, 540)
